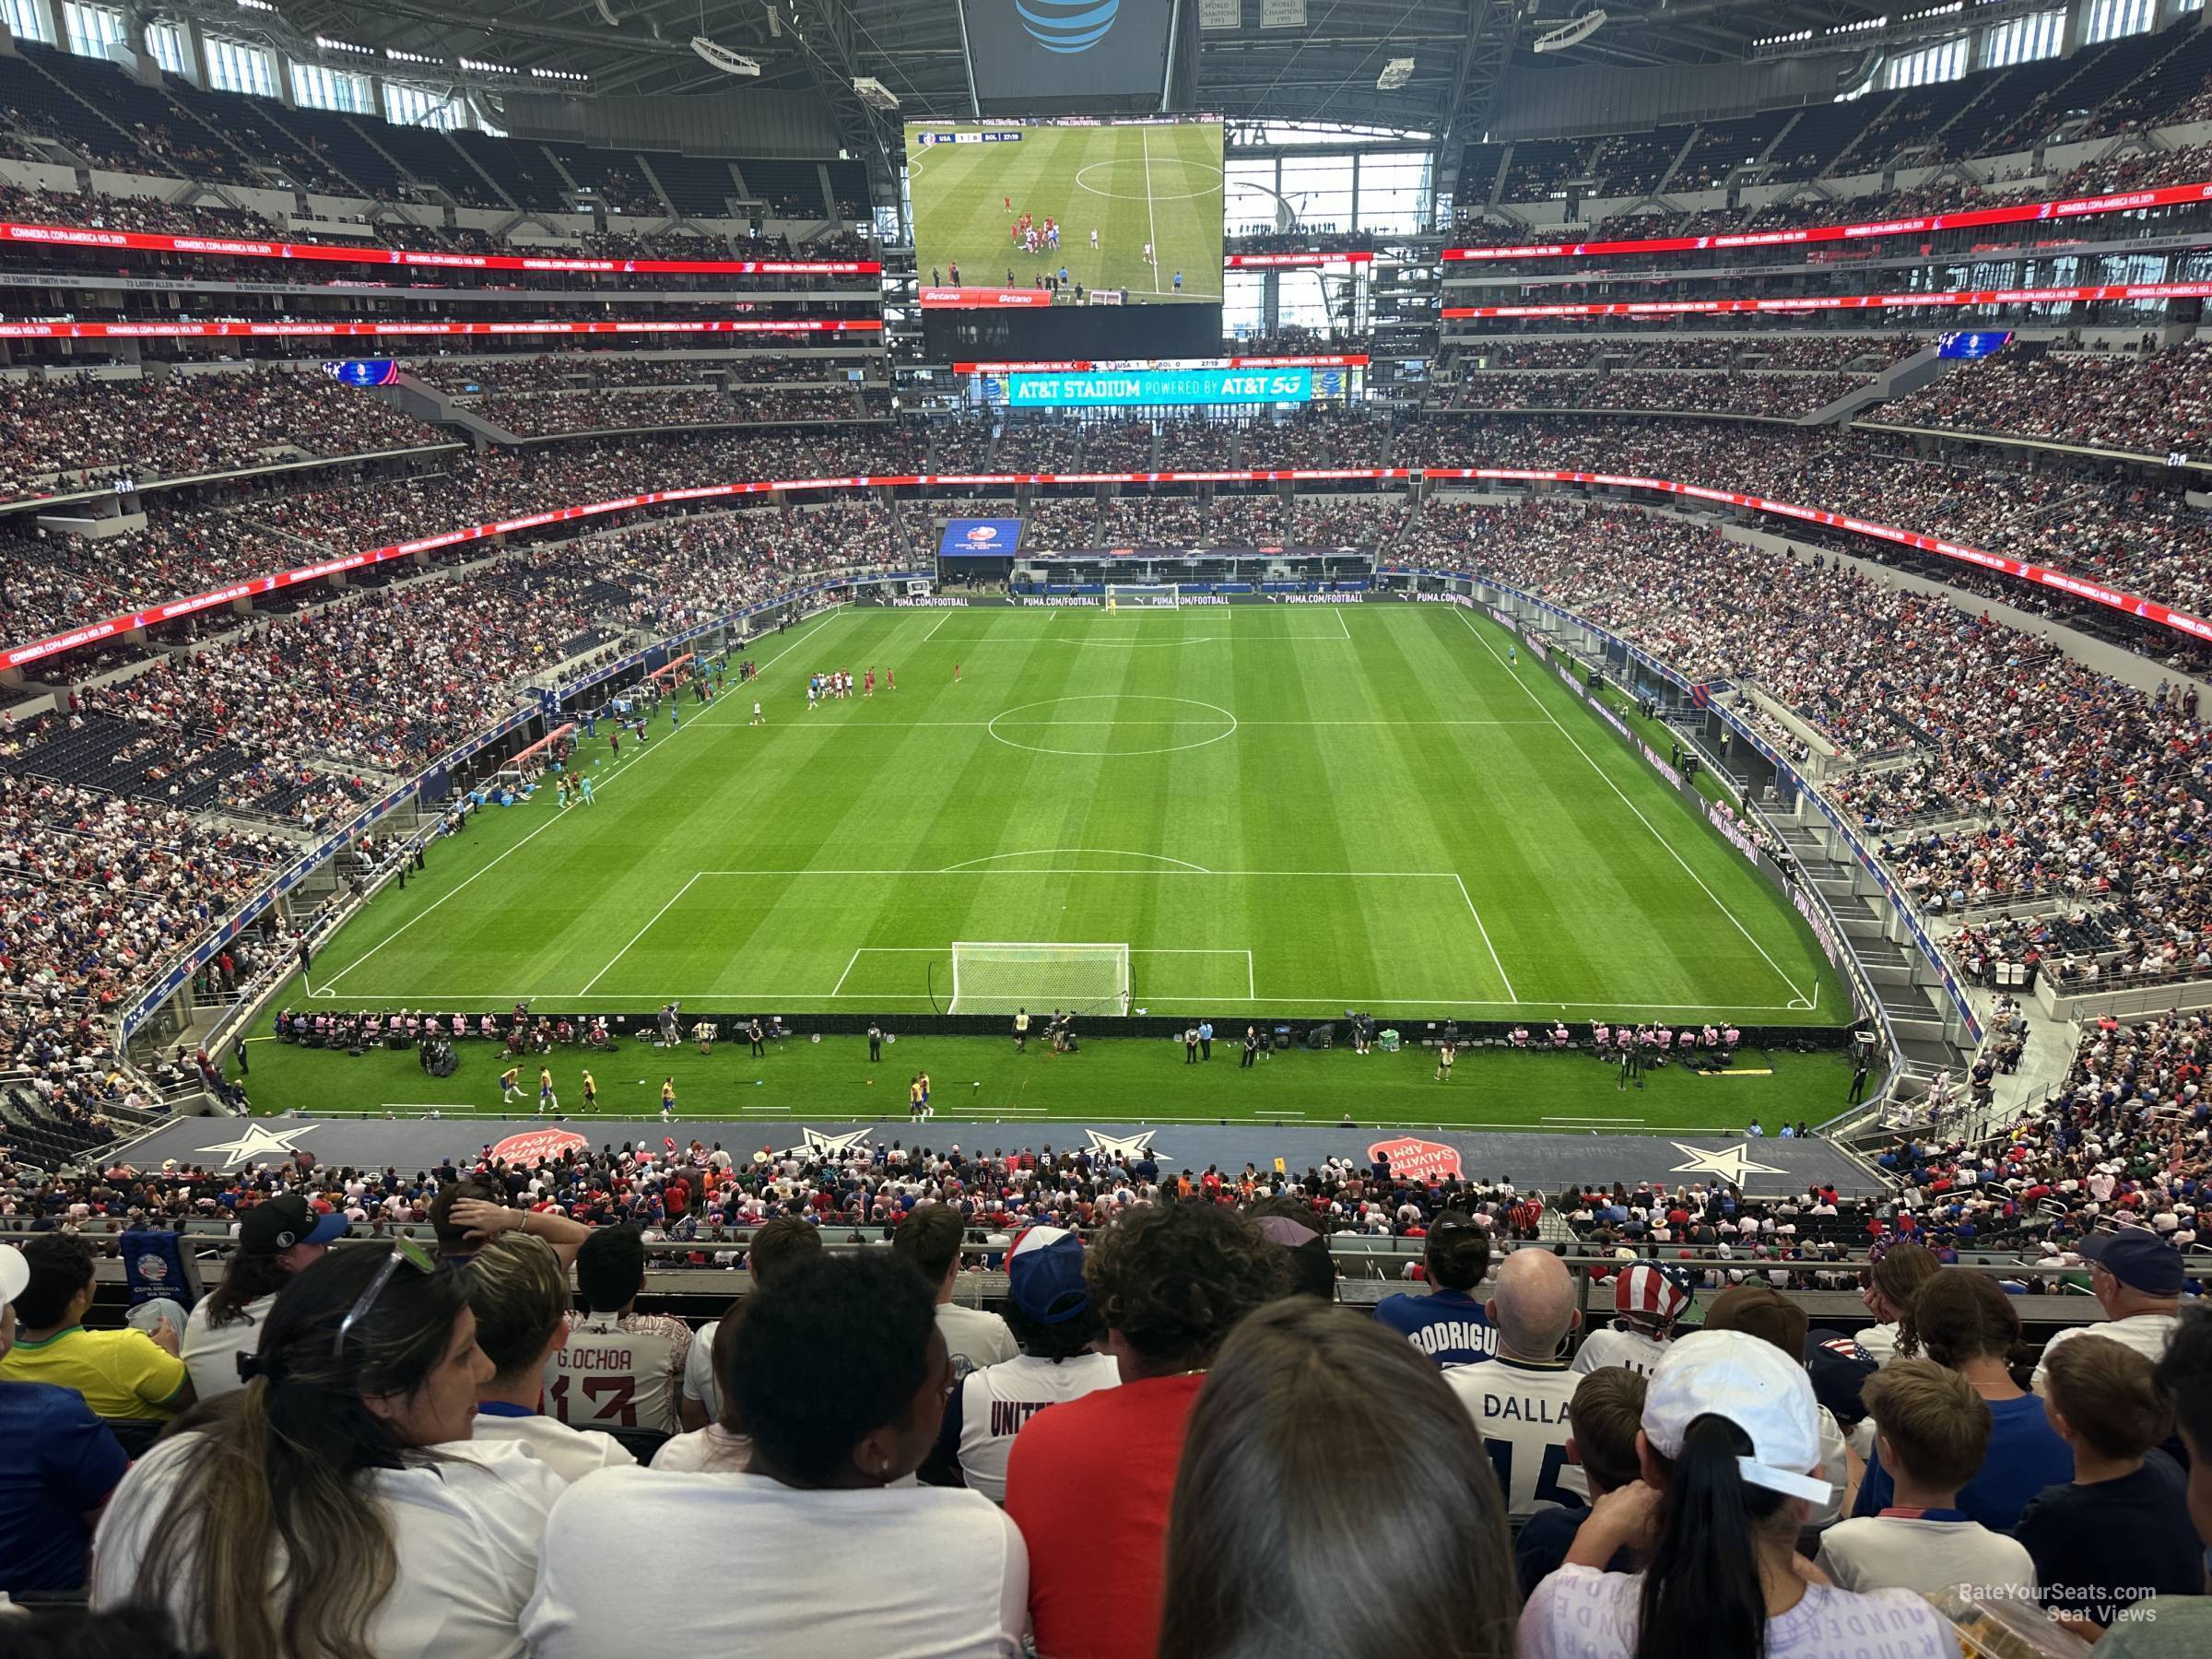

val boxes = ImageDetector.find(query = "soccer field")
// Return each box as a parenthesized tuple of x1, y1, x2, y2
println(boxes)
(294, 602, 1844, 1029)
(907, 121, 1223, 301)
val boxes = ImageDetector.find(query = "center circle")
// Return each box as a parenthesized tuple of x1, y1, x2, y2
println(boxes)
(1072, 159, 1226, 205)
(987, 694, 1238, 758)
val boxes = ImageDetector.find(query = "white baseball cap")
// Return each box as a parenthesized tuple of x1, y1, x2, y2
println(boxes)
(0, 1241, 28, 1315)
(1641, 1327, 1830, 1504)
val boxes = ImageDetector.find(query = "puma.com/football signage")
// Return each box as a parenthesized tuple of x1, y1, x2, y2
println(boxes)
(961, 0, 1174, 99)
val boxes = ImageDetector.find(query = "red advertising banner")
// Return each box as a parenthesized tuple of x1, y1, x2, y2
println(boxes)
(0, 318, 883, 339)
(1224, 251, 1377, 268)
(0, 218, 880, 277)
(12, 465, 2209, 668)
(918, 287, 1055, 307)
(1441, 281, 2212, 320)
(1440, 179, 2212, 262)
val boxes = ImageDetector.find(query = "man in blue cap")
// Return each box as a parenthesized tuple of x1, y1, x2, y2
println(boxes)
(935, 1225, 1119, 1502)
(2033, 1227, 2188, 1393)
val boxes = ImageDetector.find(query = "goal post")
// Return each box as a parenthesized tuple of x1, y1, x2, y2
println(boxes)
(1105, 583, 1179, 610)
(949, 941, 1131, 1017)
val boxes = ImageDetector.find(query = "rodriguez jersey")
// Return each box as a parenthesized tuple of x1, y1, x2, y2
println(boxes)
(1444, 1356, 1589, 1519)
(1371, 1287, 1499, 1368)
(546, 1312, 682, 1435)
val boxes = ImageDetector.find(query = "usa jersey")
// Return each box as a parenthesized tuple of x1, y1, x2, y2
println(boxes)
(941, 1351, 1122, 1503)
(545, 1311, 683, 1435)
(1444, 1355, 1589, 1519)
(1372, 1288, 1499, 1368)
(1570, 1324, 1674, 1377)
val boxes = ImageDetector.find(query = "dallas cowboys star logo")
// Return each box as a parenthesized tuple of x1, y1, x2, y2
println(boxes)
(1086, 1128, 1167, 1164)
(786, 1126, 872, 1160)
(1667, 1141, 1788, 1184)
(194, 1120, 319, 1171)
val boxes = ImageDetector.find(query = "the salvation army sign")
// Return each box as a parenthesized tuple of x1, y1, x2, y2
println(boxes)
(489, 1127, 588, 1166)
(1369, 1135, 1464, 1181)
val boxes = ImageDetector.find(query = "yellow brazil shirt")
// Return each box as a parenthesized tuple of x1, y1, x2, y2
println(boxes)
(0, 1324, 189, 1419)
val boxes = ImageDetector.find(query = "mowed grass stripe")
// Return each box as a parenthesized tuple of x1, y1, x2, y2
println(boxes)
(299, 604, 1842, 1019)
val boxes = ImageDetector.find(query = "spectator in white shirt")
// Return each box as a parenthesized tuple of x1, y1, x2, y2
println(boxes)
(93, 1239, 564, 1659)
(523, 1252, 1028, 1659)
(1857, 1240, 1939, 1367)
(653, 1307, 752, 1474)
(179, 1192, 347, 1400)
(1815, 1359, 2036, 1599)
(937, 1225, 1119, 1502)
(1520, 1330, 1958, 1659)
(1159, 1297, 1518, 1659)
(678, 1212, 822, 1430)
(895, 1203, 1018, 1380)
(463, 1233, 633, 1483)
(2032, 1229, 2187, 1392)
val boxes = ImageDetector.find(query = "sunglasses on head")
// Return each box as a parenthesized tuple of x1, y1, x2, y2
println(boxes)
(331, 1234, 439, 1360)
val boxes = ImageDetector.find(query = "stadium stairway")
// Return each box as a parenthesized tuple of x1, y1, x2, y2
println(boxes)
(378, 372, 522, 447)
(1795, 341, 1944, 427)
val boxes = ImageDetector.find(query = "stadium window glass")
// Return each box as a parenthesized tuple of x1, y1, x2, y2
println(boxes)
(206, 37, 276, 98)
(0, 0, 53, 44)
(1222, 270, 1266, 337)
(1225, 155, 1279, 237)
(1976, 9, 2064, 67)
(1354, 151, 1430, 235)
(147, 19, 186, 75)
(1881, 35, 1967, 88)
(62, 2, 124, 58)
(383, 82, 463, 129)
(2084, 0, 2154, 41)
(1275, 269, 1335, 333)
(1277, 154, 1354, 235)
(291, 63, 372, 113)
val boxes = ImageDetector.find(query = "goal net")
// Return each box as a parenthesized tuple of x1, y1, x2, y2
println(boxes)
(949, 942, 1131, 1017)
(1105, 584, 1179, 609)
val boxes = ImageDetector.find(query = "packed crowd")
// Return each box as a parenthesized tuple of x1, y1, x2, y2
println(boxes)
(0, 371, 441, 503)
(1401, 498, 2212, 937)
(1879, 339, 2212, 458)
(472, 385, 875, 440)
(3, 1130, 2208, 1655)
(1444, 371, 1863, 420)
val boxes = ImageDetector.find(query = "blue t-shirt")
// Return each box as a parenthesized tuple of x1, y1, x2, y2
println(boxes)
(1372, 1287, 1498, 1367)
(1853, 1390, 2072, 1533)
(0, 1381, 129, 1594)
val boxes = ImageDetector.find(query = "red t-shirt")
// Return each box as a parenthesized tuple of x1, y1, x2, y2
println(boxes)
(1003, 1371, 1202, 1659)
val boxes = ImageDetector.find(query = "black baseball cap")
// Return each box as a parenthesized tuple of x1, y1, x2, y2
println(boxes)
(2082, 1229, 2185, 1296)
(239, 1194, 347, 1255)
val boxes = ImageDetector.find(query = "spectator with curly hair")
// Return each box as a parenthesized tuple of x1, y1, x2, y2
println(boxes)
(1003, 1201, 1287, 1659)
(1159, 1298, 1518, 1659)
(1858, 1240, 1939, 1364)
(523, 1252, 1027, 1656)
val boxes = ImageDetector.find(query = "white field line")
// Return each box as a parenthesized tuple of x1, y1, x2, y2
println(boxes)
(1453, 874, 1519, 1004)
(1449, 607, 1814, 1007)
(284, 991, 1810, 1012)
(921, 608, 957, 642)
(312, 611, 844, 992)
(576, 872, 701, 996)
(1142, 125, 1161, 297)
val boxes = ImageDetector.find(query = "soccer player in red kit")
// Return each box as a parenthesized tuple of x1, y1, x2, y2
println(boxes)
(954, 663, 961, 682)
(887, 667, 896, 691)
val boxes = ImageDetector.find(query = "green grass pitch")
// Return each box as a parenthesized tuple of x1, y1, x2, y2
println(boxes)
(906, 121, 1223, 301)
(250, 601, 1850, 1129)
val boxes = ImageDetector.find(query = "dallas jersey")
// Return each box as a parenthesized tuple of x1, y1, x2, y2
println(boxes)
(1444, 1355, 1589, 1519)
(1571, 1324, 1675, 1377)
(938, 1351, 1122, 1503)
(546, 1311, 684, 1435)
(1372, 1288, 1499, 1368)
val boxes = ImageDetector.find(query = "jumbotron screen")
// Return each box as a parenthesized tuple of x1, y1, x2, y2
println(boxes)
(907, 117, 1223, 306)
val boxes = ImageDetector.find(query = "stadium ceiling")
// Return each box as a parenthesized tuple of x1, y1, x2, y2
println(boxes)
(261, 0, 1900, 131)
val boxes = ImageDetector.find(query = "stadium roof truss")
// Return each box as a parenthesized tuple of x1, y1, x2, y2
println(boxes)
(236, 0, 1912, 129)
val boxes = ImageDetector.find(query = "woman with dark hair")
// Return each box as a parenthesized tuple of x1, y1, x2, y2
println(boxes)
(92, 1241, 564, 1659)
(1859, 1240, 1939, 1364)
(1851, 1266, 2070, 1530)
(1520, 1329, 1956, 1659)
(1159, 1298, 1516, 1659)
(180, 1192, 347, 1399)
